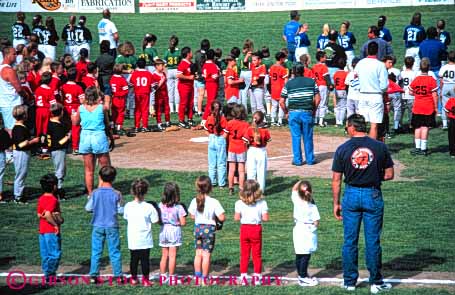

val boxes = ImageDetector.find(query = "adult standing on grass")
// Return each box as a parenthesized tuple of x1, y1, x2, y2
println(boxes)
(72, 86, 114, 196)
(403, 12, 426, 72)
(360, 26, 392, 61)
(98, 9, 119, 58)
(282, 10, 301, 62)
(280, 63, 320, 166)
(356, 42, 389, 140)
(332, 114, 394, 294)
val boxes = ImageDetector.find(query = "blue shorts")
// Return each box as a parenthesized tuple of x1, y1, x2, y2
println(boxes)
(103, 83, 112, 97)
(79, 130, 109, 155)
(0, 105, 17, 130)
(194, 80, 205, 89)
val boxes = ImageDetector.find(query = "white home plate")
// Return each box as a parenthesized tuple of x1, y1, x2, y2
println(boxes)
(189, 137, 209, 143)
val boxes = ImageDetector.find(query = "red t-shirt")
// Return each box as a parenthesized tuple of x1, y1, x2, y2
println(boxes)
(242, 126, 271, 148)
(269, 64, 288, 100)
(151, 72, 169, 99)
(312, 63, 329, 86)
(61, 81, 84, 107)
(444, 97, 455, 119)
(37, 193, 60, 234)
(204, 114, 228, 136)
(130, 69, 153, 95)
(410, 75, 438, 115)
(35, 85, 57, 108)
(75, 60, 88, 82)
(110, 74, 129, 97)
(224, 67, 239, 99)
(250, 64, 266, 87)
(387, 80, 404, 94)
(202, 61, 219, 84)
(304, 67, 316, 80)
(226, 119, 250, 154)
(49, 75, 62, 94)
(177, 59, 193, 87)
(27, 71, 41, 92)
(82, 74, 97, 89)
(333, 70, 348, 91)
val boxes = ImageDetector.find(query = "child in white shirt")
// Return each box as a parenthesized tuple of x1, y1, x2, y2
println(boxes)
(292, 180, 320, 287)
(234, 179, 269, 285)
(123, 179, 159, 285)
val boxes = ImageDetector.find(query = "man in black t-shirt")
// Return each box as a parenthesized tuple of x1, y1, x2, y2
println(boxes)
(331, 114, 394, 293)
(325, 30, 346, 83)
(95, 40, 115, 96)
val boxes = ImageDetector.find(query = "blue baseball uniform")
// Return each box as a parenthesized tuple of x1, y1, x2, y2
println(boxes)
(317, 34, 329, 51)
(403, 25, 426, 48)
(379, 27, 392, 43)
(338, 32, 356, 51)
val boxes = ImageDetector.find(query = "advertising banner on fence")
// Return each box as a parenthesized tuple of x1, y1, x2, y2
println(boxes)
(196, 0, 245, 11)
(246, 0, 300, 12)
(139, 0, 195, 12)
(0, 0, 134, 12)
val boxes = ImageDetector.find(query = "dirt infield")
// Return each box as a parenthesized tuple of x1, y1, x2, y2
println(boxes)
(102, 128, 404, 179)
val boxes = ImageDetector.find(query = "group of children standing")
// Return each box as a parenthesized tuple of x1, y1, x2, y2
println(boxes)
(37, 165, 321, 287)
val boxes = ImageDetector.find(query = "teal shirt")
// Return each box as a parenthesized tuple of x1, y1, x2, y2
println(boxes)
(281, 77, 319, 111)
(79, 104, 105, 131)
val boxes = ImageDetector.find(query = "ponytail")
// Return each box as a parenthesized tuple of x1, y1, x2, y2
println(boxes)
(210, 100, 223, 135)
(195, 175, 212, 213)
(297, 180, 314, 203)
(252, 111, 264, 146)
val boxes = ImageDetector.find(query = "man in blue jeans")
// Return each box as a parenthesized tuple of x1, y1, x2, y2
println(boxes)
(280, 63, 320, 166)
(332, 114, 394, 294)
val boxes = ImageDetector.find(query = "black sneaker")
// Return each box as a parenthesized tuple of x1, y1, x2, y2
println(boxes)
(57, 189, 67, 201)
(133, 128, 140, 133)
(410, 148, 421, 155)
(417, 149, 429, 156)
(139, 127, 148, 133)
(179, 121, 189, 129)
(14, 197, 28, 204)
(157, 124, 165, 131)
(164, 121, 171, 128)
(292, 161, 303, 166)
(117, 129, 126, 136)
(188, 119, 195, 127)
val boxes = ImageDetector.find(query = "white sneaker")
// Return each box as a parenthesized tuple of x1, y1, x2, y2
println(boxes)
(239, 274, 248, 286)
(298, 276, 318, 287)
(370, 283, 392, 294)
(342, 283, 356, 291)
(252, 273, 262, 286)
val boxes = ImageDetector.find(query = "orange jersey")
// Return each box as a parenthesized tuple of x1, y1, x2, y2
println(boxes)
(269, 64, 288, 100)
(444, 98, 455, 119)
(409, 75, 438, 115)
(250, 64, 266, 87)
(242, 126, 271, 148)
(110, 74, 129, 97)
(312, 63, 329, 86)
(130, 69, 153, 95)
(224, 67, 240, 99)
(333, 70, 348, 90)
(75, 60, 88, 82)
(61, 82, 84, 106)
(226, 119, 250, 154)
(204, 114, 228, 136)
(202, 61, 220, 84)
(304, 67, 315, 80)
(81, 74, 97, 89)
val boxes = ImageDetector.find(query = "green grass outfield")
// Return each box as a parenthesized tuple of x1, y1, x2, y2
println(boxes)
(0, 121, 453, 293)
(0, 5, 454, 67)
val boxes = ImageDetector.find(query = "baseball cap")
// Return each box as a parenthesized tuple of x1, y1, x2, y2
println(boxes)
(290, 10, 300, 19)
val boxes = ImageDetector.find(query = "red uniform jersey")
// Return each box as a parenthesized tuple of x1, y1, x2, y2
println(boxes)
(333, 70, 348, 91)
(130, 69, 154, 95)
(409, 75, 438, 115)
(269, 64, 288, 100)
(226, 119, 250, 154)
(110, 74, 129, 97)
(304, 67, 315, 80)
(204, 114, 228, 136)
(177, 59, 193, 87)
(61, 81, 85, 106)
(312, 63, 329, 86)
(35, 84, 57, 108)
(75, 60, 88, 82)
(21, 83, 34, 106)
(242, 126, 272, 148)
(444, 97, 455, 119)
(81, 74, 97, 89)
(37, 193, 60, 234)
(387, 80, 404, 94)
(224, 67, 240, 99)
(27, 70, 41, 92)
(151, 71, 169, 98)
(250, 64, 266, 87)
(202, 61, 220, 84)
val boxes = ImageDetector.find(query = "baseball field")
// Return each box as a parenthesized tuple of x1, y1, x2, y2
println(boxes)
(0, 4, 455, 294)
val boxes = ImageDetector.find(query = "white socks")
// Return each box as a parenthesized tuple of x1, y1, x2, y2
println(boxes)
(443, 119, 448, 128)
(421, 140, 427, 151)
(169, 103, 174, 113)
(415, 139, 421, 149)
(394, 120, 399, 130)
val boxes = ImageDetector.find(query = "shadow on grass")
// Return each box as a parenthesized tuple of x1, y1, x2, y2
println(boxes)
(383, 248, 446, 272)
(265, 177, 296, 195)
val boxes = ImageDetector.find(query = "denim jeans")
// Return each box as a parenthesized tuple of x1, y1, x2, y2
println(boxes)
(90, 226, 123, 277)
(289, 111, 314, 165)
(39, 233, 62, 277)
(208, 134, 227, 187)
(342, 185, 384, 286)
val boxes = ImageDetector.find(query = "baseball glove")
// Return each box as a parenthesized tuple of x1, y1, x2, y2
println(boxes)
(165, 125, 180, 132)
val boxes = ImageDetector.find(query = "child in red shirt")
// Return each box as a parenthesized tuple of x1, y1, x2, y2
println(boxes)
(269, 52, 288, 126)
(224, 55, 244, 103)
(176, 47, 195, 129)
(312, 51, 333, 126)
(333, 59, 349, 126)
(130, 58, 153, 132)
(81, 62, 98, 90)
(110, 64, 129, 135)
(152, 59, 171, 130)
(250, 52, 267, 114)
(243, 111, 271, 192)
(37, 174, 63, 281)
(202, 50, 220, 122)
(444, 97, 455, 157)
(409, 59, 438, 156)
(224, 104, 250, 195)
(76, 48, 89, 82)
(35, 72, 57, 153)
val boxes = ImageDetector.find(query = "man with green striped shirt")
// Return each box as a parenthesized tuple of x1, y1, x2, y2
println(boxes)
(280, 64, 320, 166)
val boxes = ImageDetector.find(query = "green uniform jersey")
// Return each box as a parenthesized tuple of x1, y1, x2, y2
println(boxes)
(143, 47, 159, 66)
(237, 53, 251, 72)
(262, 57, 274, 71)
(164, 48, 181, 70)
(285, 59, 294, 72)
(115, 55, 138, 71)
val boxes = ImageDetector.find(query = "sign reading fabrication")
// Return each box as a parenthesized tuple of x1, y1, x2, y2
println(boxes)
(0, 0, 134, 12)
(196, 0, 245, 11)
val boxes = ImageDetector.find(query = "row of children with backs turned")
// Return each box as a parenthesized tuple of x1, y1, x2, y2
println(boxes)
(37, 167, 320, 287)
